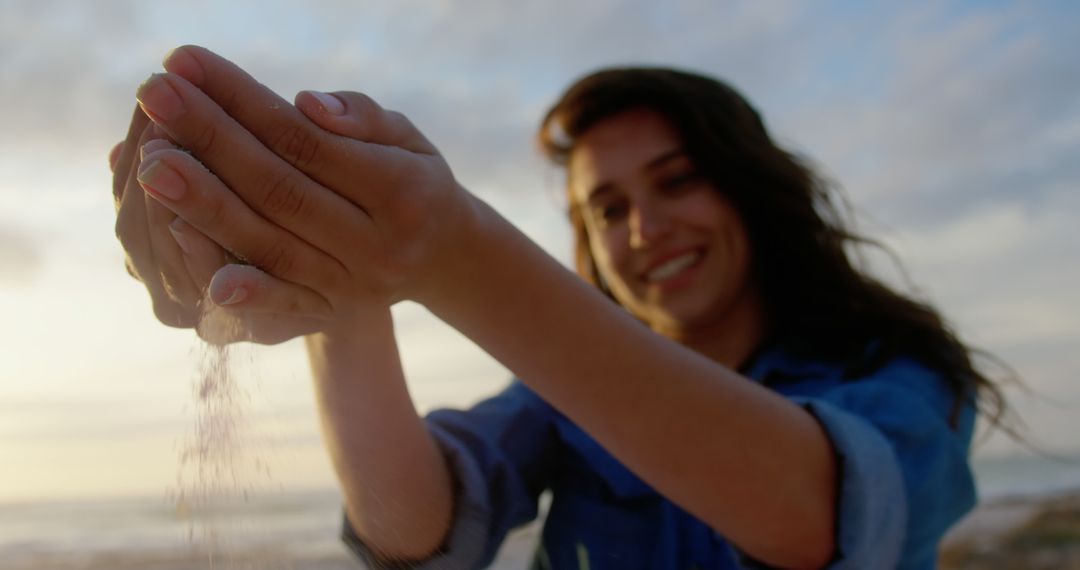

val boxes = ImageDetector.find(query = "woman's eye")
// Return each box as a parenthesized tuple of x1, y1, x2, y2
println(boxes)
(595, 202, 628, 222)
(660, 171, 701, 193)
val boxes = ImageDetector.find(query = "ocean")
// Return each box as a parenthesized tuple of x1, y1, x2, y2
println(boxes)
(970, 453, 1080, 499)
(0, 486, 541, 570)
(0, 488, 355, 570)
(1, 454, 1077, 570)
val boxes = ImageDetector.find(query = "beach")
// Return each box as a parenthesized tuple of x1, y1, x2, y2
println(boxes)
(941, 489, 1080, 569)
(3, 485, 1080, 569)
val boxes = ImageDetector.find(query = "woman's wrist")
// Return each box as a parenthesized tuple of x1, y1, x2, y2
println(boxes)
(410, 190, 499, 313)
(307, 304, 394, 348)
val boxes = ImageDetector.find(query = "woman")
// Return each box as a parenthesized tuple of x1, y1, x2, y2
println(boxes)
(112, 46, 1006, 568)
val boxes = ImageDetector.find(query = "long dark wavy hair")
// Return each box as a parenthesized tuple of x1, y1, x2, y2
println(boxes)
(538, 67, 1011, 429)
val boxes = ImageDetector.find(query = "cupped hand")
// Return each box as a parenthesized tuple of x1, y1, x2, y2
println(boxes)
(112, 115, 348, 345)
(131, 46, 480, 343)
(111, 104, 231, 330)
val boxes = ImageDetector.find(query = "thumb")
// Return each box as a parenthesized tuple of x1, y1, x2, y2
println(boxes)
(294, 90, 437, 154)
(209, 263, 332, 318)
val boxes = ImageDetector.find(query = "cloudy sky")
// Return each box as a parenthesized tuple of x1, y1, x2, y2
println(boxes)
(1, 0, 1077, 503)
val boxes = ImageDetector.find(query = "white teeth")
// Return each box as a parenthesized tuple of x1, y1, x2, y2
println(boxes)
(646, 252, 700, 282)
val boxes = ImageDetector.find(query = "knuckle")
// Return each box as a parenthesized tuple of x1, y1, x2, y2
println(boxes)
(317, 264, 349, 298)
(351, 93, 386, 129)
(260, 170, 310, 219)
(217, 87, 241, 118)
(190, 122, 219, 155)
(386, 110, 412, 133)
(385, 164, 430, 229)
(351, 92, 379, 115)
(252, 239, 296, 277)
(199, 191, 229, 229)
(271, 124, 323, 170)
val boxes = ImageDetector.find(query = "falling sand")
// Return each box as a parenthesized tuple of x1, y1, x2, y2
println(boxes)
(170, 296, 286, 569)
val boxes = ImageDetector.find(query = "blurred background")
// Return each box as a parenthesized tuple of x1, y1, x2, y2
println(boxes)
(1, 0, 1078, 568)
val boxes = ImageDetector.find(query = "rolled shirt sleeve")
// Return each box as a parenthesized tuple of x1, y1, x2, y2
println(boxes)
(769, 358, 978, 569)
(798, 398, 909, 568)
(341, 381, 558, 569)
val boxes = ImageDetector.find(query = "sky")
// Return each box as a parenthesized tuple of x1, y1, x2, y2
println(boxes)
(1, 0, 1078, 503)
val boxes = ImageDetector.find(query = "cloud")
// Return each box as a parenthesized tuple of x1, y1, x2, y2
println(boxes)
(0, 0, 147, 149)
(776, 2, 1080, 227)
(888, 194, 1080, 344)
(746, 5, 1080, 437)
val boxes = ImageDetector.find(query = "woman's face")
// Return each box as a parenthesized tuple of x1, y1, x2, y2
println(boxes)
(568, 107, 763, 340)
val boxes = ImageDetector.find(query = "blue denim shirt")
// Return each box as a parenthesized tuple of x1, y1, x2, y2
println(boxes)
(343, 347, 977, 569)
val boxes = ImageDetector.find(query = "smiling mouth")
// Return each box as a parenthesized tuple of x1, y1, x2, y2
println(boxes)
(645, 251, 702, 283)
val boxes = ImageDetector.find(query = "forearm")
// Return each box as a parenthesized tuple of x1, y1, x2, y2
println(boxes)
(425, 197, 836, 568)
(306, 310, 454, 561)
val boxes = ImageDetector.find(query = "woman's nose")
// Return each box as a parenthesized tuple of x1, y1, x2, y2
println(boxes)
(629, 201, 672, 249)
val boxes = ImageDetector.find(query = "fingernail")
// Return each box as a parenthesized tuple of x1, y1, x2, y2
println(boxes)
(215, 285, 247, 306)
(169, 218, 192, 254)
(162, 46, 205, 86)
(137, 159, 187, 200)
(309, 91, 345, 115)
(140, 139, 174, 161)
(136, 74, 184, 122)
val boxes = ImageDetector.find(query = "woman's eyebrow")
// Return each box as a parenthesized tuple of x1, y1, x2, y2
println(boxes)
(645, 148, 687, 171)
(584, 183, 615, 204)
(581, 149, 688, 203)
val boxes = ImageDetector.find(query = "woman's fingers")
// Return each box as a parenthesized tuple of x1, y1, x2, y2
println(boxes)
(290, 89, 451, 218)
(115, 123, 197, 328)
(136, 145, 349, 298)
(193, 263, 330, 346)
(208, 263, 332, 318)
(294, 90, 437, 154)
(145, 191, 201, 305)
(162, 46, 415, 169)
(112, 104, 151, 205)
(162, 45, 320, 163)
(140, 137, 174, 159)
(114, 124, 154, 280)
(166, 220, 330, 346)
(140, 137, 200, 306)
(134, 71, 367, 260)
(168, 217, 230, 290)
(158, 46, 430, 218)
(132, 45, 468, 310)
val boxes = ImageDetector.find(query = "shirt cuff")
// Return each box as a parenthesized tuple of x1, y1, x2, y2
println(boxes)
(340, 424, 496, 569)
(799, 397, 908, 568)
